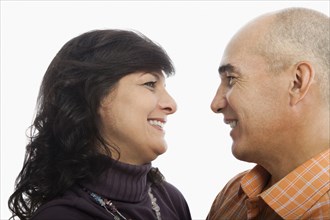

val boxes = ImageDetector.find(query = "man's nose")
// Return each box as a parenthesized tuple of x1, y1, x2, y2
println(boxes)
(210, 87, 227, 113)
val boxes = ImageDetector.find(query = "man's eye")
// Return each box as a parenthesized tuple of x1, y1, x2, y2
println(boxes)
(227, 76, 236, 86)
(144, 81, 156, 88)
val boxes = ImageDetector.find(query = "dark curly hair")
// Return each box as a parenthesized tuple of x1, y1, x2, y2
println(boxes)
(8, 29, 174, 220)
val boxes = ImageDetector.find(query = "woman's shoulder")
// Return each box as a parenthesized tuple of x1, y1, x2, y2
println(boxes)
(31, 203, 92, 220)
(31, 197, 93, 220)
(160, 181, 186, 198)
(30, 188, 104, 220)
(153, 181, 192, 220)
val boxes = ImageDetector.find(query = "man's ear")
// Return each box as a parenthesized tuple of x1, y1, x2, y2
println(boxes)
(289, 61, 315, 106)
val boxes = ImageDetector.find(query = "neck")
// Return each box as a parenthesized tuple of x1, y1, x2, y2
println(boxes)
(262, 114, 329, 185)
(82, 158, 152, 202)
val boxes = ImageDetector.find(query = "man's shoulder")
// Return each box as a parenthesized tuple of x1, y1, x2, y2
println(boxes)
(302, 186, 330, 219)
(212, 170, 250, 204)
(222, 170, 250, 193)
(206, 170, 250, 220)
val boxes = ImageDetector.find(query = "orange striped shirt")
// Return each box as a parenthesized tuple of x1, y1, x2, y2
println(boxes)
(207, 149, 330, 220)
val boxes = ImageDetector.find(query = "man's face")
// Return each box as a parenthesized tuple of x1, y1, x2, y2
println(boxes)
(210, 33, 291, 163)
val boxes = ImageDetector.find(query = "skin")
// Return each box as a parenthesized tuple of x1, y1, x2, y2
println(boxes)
(99, 71, 177, 165)
(210, 14, 329, 186)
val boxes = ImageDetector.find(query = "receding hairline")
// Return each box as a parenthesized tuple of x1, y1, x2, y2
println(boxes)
(253, 7, 329, 103)
(254, 8, 329, 63)
(221, 7, 329, 105)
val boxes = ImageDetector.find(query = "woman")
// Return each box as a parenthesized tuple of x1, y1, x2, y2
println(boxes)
(8, 29, 191, 220)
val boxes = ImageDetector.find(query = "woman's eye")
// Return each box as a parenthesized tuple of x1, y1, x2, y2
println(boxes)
(144, 81, 156, 88)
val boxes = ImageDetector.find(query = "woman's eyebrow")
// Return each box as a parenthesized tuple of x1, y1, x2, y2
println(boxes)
(147, 72, 165, 80)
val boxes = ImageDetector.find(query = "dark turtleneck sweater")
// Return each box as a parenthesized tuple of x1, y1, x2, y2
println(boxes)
(31, 159, 191, 220)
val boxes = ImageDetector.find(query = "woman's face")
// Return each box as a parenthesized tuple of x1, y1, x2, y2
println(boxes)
(99, 72, 177, 165)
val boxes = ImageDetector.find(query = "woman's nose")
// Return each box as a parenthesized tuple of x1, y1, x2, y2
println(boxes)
(159, 90, 177, 115)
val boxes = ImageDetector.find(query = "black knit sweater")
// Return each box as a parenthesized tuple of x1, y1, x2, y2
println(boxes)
(31, 159, 191, 220)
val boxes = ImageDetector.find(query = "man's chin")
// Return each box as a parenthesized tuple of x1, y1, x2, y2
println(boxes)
(231, 142, 251, 162)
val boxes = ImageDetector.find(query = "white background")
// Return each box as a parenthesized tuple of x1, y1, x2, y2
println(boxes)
(1, 1, 329, 219)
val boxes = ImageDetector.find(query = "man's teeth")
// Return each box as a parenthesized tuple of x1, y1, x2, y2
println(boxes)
(148, 120, 164, 129)
(229, 121, 237, 128)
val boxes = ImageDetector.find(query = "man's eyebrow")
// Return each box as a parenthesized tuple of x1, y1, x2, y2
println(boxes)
(218, 64, 239, 75)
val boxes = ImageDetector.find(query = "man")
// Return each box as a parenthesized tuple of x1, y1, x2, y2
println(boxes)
(207, 8, 329, 220)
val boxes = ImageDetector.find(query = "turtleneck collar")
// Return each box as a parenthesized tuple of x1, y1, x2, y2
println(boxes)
(82, 158, 152, 203)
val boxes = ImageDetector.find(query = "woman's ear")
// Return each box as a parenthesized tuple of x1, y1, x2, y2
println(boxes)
(289, 61, 315, 106)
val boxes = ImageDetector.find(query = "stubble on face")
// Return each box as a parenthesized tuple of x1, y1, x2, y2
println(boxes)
(221, 15, 294, 165)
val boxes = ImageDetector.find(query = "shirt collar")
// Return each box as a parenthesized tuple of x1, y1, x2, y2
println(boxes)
(239, 164, 271, 198)
(239, 149, 330, 219)
(261, 148, 330, 219)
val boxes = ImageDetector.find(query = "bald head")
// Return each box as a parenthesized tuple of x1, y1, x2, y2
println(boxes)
(252, 8, 329, 104)
(224, 8, 329, 105)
